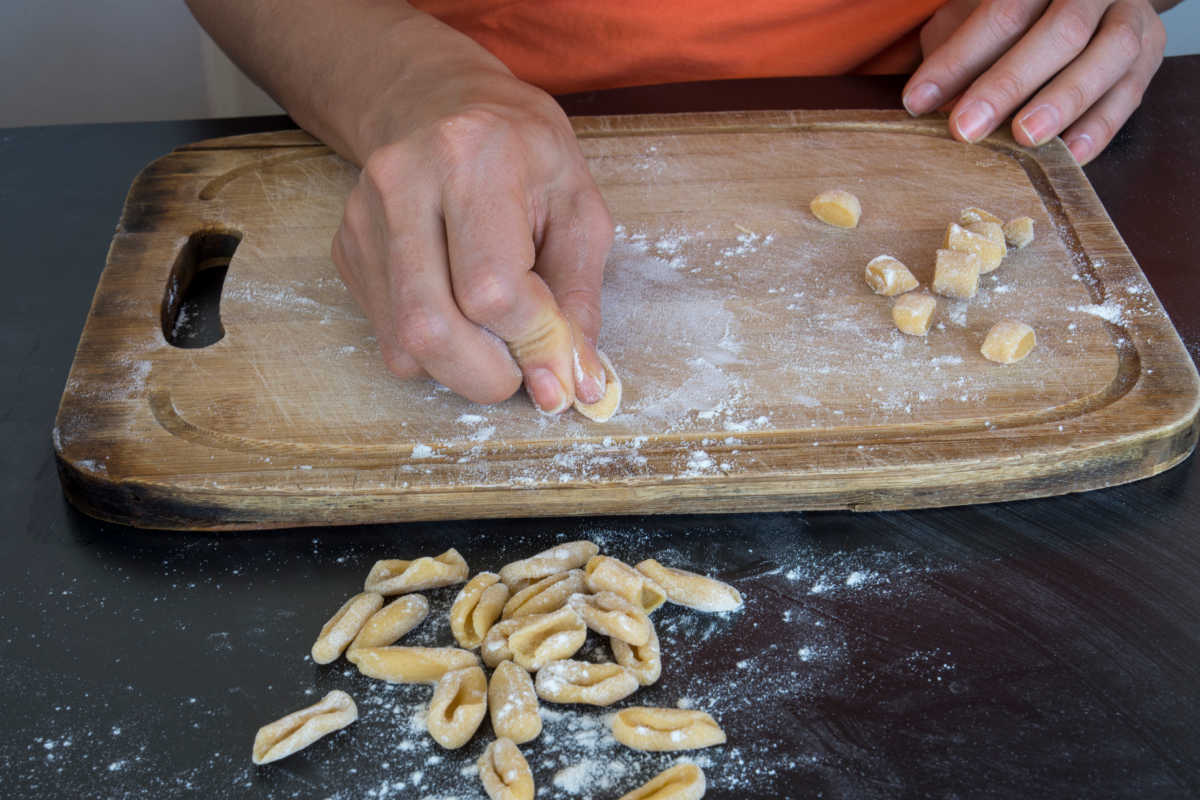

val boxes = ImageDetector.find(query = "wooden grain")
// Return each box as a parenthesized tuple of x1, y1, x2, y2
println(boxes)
(53, 111, 1200, 529)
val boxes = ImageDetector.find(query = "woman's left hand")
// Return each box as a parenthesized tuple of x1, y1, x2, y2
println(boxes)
(903, 0, 1170, 164)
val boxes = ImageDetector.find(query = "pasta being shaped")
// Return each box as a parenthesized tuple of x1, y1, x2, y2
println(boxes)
(364, 548, 469, 595)
(311, 592, 383, 665)
(506, 607, 587, 671)
(534, 660, 638, 706)
(251, 690, 357, 765)
(350, 593, 429, 651)
(611, 707, 727, 751)
(585, 556, 667, 613)
(568, 591, 652, 646)
(634, 560, 743, 613)
(450, 572, 509, 649)
(499, 541, 599, 589)
(502, 570, 587, 620)
(427, 666, 488, 749)
(611, 624, 662, 686)
(488, 659, 542, 744)
(478, 737, 535, 800)
(617, 762, 707, 800)
(346, 645, 478, 683)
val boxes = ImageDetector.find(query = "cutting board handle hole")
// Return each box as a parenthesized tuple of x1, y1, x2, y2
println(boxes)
(161, 228, 241, 348)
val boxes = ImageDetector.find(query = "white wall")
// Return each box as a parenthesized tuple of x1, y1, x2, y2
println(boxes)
(1, 0, 1197, 128)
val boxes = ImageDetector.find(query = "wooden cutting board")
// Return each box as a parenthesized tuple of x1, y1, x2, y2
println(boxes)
(54, 111, 1199, 530)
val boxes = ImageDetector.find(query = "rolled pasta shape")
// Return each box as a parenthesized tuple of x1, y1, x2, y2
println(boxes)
(568, 591, 652, 646)
(498, 541, 599, 588)
(507, 607, 587, 671)
(502, 569, 586, 620)
(311, 592, 383, 665)
(346, 645, 478, 684)
(349, 593, 429, 651)
(617, 762, 707, 800)
(534, 660, 638, 706)
(585, 556, 666, 613)
(427, 666, 488, 749)
(478, 737, 534, 800)
(481, 618, 524, 669)
(634, 560, 743, 613)
(450, 572, 509, 649)
(611, 623, 662, 686)
(611, 707, 726, 751)
(251, 690, 357, 765)
(488, 659, 542, 744)
(364, 548, 468, 595)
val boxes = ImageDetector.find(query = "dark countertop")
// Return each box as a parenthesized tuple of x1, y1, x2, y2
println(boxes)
(2, 56, 1197, 799)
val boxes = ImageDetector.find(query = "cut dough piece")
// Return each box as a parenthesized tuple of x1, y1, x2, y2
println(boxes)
(892, 292, 936, 336)
(960, 206, 1003, 226)
(932, 249, 981, 299)
(966, 221, 1006, 250)
(981, 320, 1036, 363)
(944, 222, 1004, 273)
(810, 189, 861, 228)
(864, 255, 919, 296)
(573, 351, 621, 422)
(1003, 217, 1035, 249)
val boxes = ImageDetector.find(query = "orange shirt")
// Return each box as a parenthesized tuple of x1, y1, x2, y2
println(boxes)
(410, 1, 945, 94)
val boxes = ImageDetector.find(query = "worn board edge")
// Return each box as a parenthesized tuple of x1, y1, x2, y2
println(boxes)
(54, 111, 1200, 530)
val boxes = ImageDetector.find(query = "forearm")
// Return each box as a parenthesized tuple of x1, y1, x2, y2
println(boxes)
(185, 0, 508, 163)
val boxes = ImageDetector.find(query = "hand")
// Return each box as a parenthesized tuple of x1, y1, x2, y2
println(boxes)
(903, 0, 1168, 164)
(332, 34, 613, 412)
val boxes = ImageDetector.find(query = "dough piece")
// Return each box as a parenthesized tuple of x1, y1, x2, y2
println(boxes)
(310, 592, 383, 665)
(568, 591, 653, 646)
(251, 690, 357, 765)
(574, 351, 621, 422)
(611, 707, 726, 752)
(534, 659, 639, 706)
(959, 206, 1003, 226)
(364, 548, 468, 595)
(427, 666, 488, 749)
(892, 292, 937, 336)
(489, 660, 542, 744)
(617, 762, 707, 800)
(944, 222, 1004, 273)
(346, 645, 478, 683)
(611, 624, 662, 686)
(1003, 216, 1035, 249)
(932, 249, 981, 299)
(450, 572, 509, 649)
(981, 320, 1036, 363)
(585, 555, 667, 613)
(478, 738, 535, 800)
(499, 541, 599, 588)
(481, 618, 524, 668)
(350, 594, 429, 651)
(506, 607, 587, 671)
(635, 559, 743, 612)
(810, 189, 861, 228)
(502, 569, 587, 620)
(864, 255, 919, 296)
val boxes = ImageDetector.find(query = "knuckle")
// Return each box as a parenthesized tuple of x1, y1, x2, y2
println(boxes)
(361, 143, 407, 190)
(986, 0, 1033, 41)
(457, 272, 521, 323)
(1063, 81, 1090, 118)
(1048, 1, 1096, 54)
(429, 107, 509, 168)
(381, 345, 421, 379)
(1103, 15, 1143, 62)
(983, 67, 1027, 109)
(395, 308, 452, 359)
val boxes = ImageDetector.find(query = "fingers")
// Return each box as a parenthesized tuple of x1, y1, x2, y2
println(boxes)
(1058, 38, 1162, 164)
(443, 169, 578, 413)
(905, 0, 1050, 116)
(534, 186, 614, 405)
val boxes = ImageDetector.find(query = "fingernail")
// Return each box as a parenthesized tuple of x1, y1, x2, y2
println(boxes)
(903, 82, 941, 116)
(954, 99, 995, 143)
(1065, 133, 1094, 164)
(1017, 104, 1060, 146)
(526, 367, 569, 415)
(573, 349, 606, 405)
